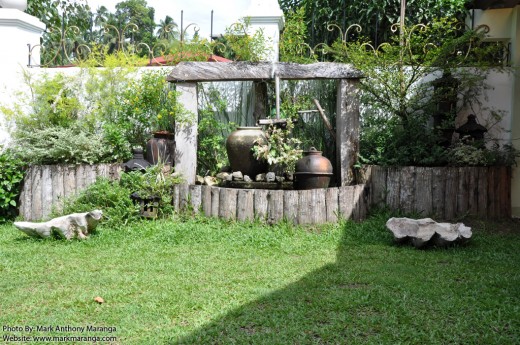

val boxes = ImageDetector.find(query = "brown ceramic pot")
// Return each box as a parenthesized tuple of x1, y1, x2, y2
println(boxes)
(294, 147, 333, 189)
(226, 127, 268, 177)
(146, 131, 175, 165)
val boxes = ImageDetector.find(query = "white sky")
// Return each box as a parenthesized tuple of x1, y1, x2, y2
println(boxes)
(86, 0, 251, 39)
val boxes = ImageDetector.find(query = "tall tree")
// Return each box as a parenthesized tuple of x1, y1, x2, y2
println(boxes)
(114, 0, 156, 50)
(278, 0, 468, 47)
(157, 15, 179, 41)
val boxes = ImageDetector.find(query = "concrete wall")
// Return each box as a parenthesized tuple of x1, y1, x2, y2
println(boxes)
(470, 6, 520, 217)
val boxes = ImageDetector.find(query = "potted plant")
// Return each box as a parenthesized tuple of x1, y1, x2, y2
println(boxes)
(123, 163, 184, 218)
(252, 119, 302, 176)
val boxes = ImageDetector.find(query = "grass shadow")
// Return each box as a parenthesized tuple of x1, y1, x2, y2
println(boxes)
(172, 210, 520, 344)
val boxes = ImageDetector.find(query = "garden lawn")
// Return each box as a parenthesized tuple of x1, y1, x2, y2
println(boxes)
(0, 213, 519, 344)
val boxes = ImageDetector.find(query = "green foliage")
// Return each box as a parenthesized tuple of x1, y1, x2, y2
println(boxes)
(280, 7, 315, 63)
(3, 53, 192, 164)
(216, 18, 272, 61)
(61, 177, 139, 228)
(197, 88, 235, 176)
(0, 148, 25, 223)
(328, 21, 508, 166)
(11, 125, 112, 165)
(7, 72, 83, 130)
(279, 0, 468, 47)
(61, 164, 184, 227)
(359, 110, 449, 166)
(120, 164, 184, 217)
(252, 120, 302, 171)
(447, 141, 520, 167)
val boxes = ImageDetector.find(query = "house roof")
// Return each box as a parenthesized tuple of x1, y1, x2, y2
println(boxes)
(466, 0, 520, 9)
(147, 53, 231, 66)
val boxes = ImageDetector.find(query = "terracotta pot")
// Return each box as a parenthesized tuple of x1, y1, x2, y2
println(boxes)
(146, 131, 175, 165)
(226, 127, 268, 177)
(294, 147, 333, 189)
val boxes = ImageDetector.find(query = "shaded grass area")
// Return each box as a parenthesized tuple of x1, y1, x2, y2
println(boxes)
(0, 213, 519, 344)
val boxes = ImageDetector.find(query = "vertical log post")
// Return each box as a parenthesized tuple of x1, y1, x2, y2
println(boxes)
(336, 79, 361, 186)
(175, 83, 198, 185)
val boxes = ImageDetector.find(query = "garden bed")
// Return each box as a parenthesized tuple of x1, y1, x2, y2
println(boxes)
(19, 164, 511, 223)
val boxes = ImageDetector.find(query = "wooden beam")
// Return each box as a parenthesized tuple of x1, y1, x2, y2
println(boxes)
(174, 83, 198, 185)
(336, 79, 360, 186)
(167, 61, 363, 82)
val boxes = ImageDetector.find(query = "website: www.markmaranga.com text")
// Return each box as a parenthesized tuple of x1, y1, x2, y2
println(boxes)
(4, 334, 118, 342)
(3, 324, 118, 343)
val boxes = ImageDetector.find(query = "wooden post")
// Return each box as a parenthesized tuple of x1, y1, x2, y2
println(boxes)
(283, 190, 299, 224)
(237, 189, 255, 221)
(457, 167, 469, 215)
(175, 83, 198, 185)
(386, 167, 401, 211)
(253, 81, 268, 123)
(254, 189, 269, 221)
(219, 188, 238, 220)
(336, 78, 360, 186)
(414, 167, 432, 216)
(444, 167, 458, 220)
(201, 185, 212, 217)
(325, 187, 339, 223)
(370, 165, 387, 207)
(297, 190, 313, 224)
(432, 168, 446, 219)
(477, 167, 488, 218)
(41, 166, 53, 219)
(189, 185, 202, 213)
(31, 166, 42, 221)
(338, 186, 355, 220)
(467, 168, 478, 216)
(399, 166, 415, 214)
(211, 187, 220, 217)
(51, 165, 65, 214)
(267, 190, 284, 224)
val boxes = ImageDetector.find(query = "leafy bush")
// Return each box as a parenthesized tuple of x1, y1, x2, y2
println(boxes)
(447, 141, 519, 166)
(61, 164, 184, 227)
(197, 87, 235, 176)
(328, 20, 509, 166)
(252, 119, 302, 171)
(0, 148, 25, 222)
(215, 18, 272, 61)
(120, 164, 184, 217)
(11, 125, 112, 165)
(61, 177, 139, 228)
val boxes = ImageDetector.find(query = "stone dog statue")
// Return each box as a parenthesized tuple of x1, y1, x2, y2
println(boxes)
(14, 210, 103, 240)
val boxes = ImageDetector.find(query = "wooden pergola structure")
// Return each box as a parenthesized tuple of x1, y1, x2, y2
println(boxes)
(166, 61, 363, 186)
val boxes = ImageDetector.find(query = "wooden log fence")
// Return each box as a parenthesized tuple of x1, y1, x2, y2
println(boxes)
(365, 165, 511, 219)
(19, 164, 122, 221)
(173, 184, 369, 224)
(18, 164, 511, 223)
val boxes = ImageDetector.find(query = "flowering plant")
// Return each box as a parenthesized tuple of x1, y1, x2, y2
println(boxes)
(119, 70, 190, 146)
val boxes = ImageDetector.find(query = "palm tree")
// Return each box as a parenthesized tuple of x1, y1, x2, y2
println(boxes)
(157, 15, 178, 41)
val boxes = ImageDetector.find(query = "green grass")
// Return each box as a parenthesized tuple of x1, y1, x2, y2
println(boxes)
(0, 212, 519, 344)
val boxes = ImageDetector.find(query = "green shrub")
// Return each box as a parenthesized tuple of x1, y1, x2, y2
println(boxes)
(197, 87, 235, 176)
(0, 148, 25, 223)
(61, 164, 184, 227)
(11, 125, 112, 165)
(61, 177, 139, 228)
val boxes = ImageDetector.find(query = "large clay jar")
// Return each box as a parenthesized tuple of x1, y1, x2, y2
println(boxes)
(294, 147, 333, 189)
(146, 131, 175, 166)
(226, 127, 268, 177)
